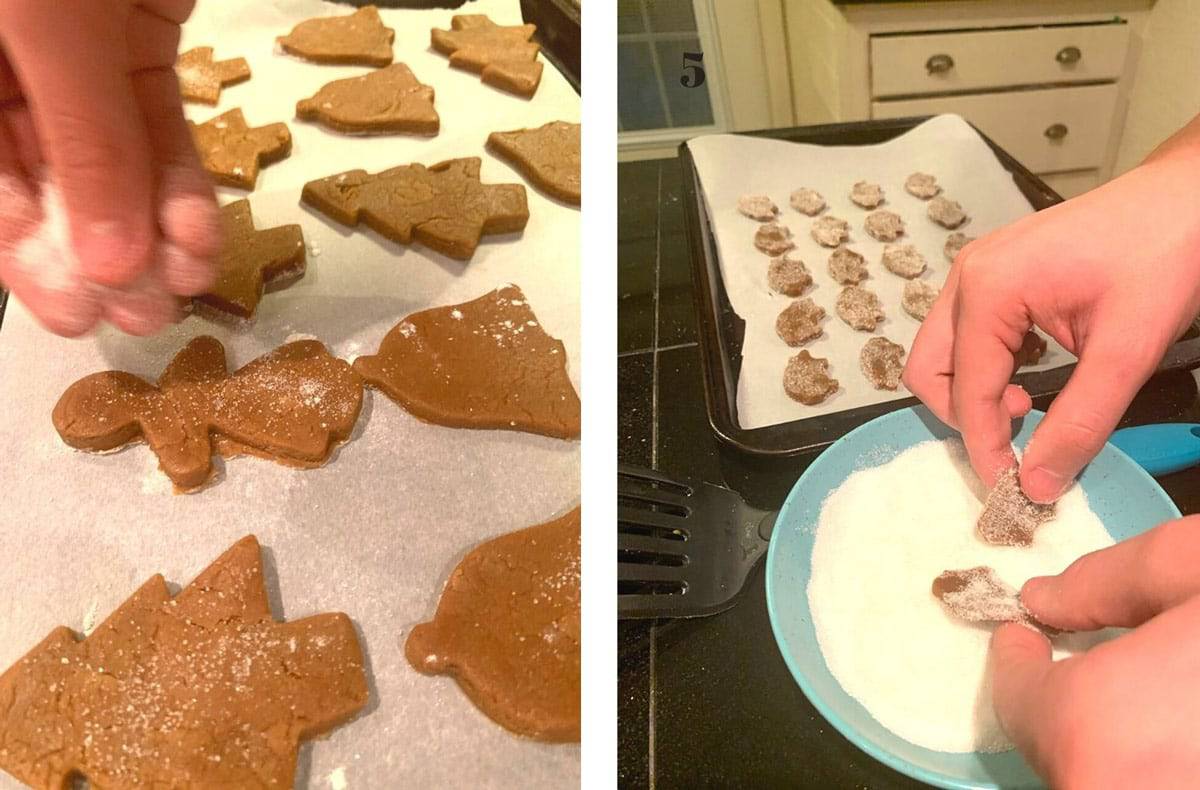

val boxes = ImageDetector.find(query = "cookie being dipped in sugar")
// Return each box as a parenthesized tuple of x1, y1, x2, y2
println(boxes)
(864, 210, 904, 242)
(944, 231, 974, 263)
(902, 280, 940, 321)
(754, 222, 794, 256)
(811, 215, 850, 247)
(850, 181, 884, 209)
(190, 108, 291, 190)
(775, 298, 825, 346)
(836, 285, 885, 331)
(353, 286, 580, 439)
(738, 194, 777, 221)
(432, 14, 543, 98)
(0, 535, 369, 789)
(784, 351, 838, 405)
(881, 244, 927, 279)
(905, 172, 940, 199)
(790, 187, 825, 216)
(977, 465, 1056, 546)
(488, 121, 581, 205)
(52, 337, 363, 490)
(767, 252, 812, 296)
(407, 507, 581, 742)
(296, 64, 439, 135)
(278, 5, 395, 66)
(828, 246, 868, 285)
(194, 199, 305, 320)
(302, 157, 528, 260)
(932, 566, 1042, 628)
(929, 195, 968, 228)
(176, 46, 250, 105)
(860, 336, 905, 390)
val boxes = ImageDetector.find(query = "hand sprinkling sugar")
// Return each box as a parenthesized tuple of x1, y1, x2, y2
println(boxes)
(0, 0, 221, 337)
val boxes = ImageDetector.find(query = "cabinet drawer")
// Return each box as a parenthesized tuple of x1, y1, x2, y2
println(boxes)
(872, 83, 1118, 174)
(870, 23, 1129, 98)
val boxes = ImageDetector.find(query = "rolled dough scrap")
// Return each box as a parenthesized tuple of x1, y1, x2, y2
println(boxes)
(783, 350, 838, 405)
(176, 46, 250, 105)
(431, 14, 543, 98)
(52, 336, 363, 490)
(301, 157, 528, 260)
(353, 285, 580, 439)
(277, 5, 395, 66)
(0, 535, 369, 788)
(977, 465, 1056, 546)
(488, 121, 581, 205)
(406, 506, 580, 742)
(190, 108, 291, 190)
(195, 199, 305, 319)
(296, 63, 439, 135)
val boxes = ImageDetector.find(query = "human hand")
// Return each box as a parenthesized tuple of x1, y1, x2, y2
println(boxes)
(904, 115, 1200, 502)
(0, 0, 219, 337)
(990, 515, 1200, 788)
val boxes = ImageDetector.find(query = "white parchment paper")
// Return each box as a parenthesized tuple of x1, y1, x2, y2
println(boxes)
(687, 115, 1073, 430)
(0, 1, 579, 787)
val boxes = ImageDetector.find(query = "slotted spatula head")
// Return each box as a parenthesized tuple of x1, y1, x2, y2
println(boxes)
(618, 465, 776, 619)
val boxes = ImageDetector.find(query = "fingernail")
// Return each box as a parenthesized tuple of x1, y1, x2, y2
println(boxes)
(1023, 465, 1070, 504)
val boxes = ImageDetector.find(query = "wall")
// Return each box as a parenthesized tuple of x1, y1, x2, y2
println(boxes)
(1114, 0, 1200, 173)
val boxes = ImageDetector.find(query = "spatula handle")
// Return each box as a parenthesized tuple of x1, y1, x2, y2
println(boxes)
(1110, 423, 1200, 477)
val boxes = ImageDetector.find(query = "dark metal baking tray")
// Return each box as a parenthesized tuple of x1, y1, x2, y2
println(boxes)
(680, 116, 1200, 457)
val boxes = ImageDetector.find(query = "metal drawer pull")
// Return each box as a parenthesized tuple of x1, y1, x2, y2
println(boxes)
(1045, 123, 1069, 140)
(1056, 46, 1082, 65)
(925, 53, 954, 74)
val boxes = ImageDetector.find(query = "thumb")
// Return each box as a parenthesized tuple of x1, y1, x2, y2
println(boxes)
(1019, 324, 1160, 503)
(989, 623, 1053, 758)
(3, 3, 155, 288)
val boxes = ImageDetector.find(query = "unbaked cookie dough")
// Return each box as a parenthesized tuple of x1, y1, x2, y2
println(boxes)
(928, 195, 968, 229)
(811, 215, 850, 247)
(784, 350, 838, 405)
(828, 246, 868, 285)
(775, 298, 825, 346)
(789, 187, 825, 216)
(881, 244, 927, 279)
(431, 14, 544, 98)
(904, 172, 940, 199)
(278, 4, 395, 66)
(754, 222, 794, 256)
(738, 194, 778, 221)
(864, 210, 904, 242)
(836, 285, 885, 331)
(850, 181, 884, 209)
(488, 121, 581, 205)
(295, 63, 439, 135)
(859, 336, 905, 390)
(767, 252, 812, 296)
(901, 280, 940, 321)
(944, 231, 975, 262)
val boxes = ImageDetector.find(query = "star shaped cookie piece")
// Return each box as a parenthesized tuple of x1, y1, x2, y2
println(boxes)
(277, 5, 395, 66)
(296, 63, 439, 135)
(190, 108, 292, 190)
(487, 121, 580, 205)
(431, 14, 543, 98)
(195, 199, 305, 319)
(176, 46, 251, 105)
(301, 157, 528, 260)
(0, 535, 369, 789)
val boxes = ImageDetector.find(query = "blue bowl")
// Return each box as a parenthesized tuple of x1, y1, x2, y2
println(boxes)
(765, 407, 1180, 789)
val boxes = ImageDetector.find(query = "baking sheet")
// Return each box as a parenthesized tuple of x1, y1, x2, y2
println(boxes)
(0, 1, 579, 787)
(687, 115, 1073, 430)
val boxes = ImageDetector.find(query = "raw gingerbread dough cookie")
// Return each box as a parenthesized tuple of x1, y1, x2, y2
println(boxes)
(859, 336, 905, 390)
(850, 180, 884, 209)
(933, 566, 1037, 627)
(301, 157, 528, 260)
(977, 465, 1056, 546)
(407, 507, 580, 742)
(190, 108, 291, 190)
(767, 252, 812, 296)
(944, 231, 974, 262)
(1015, 330, 1048, 367)
(881, 243, 927, 279)
(432, 14, 543, 98)
(353, 285, 580, 439)
(775, 298, 825, 346)
(0, 535, 369, 789)
(488, 121, 581, 205)
(928, 195, 968, 228)
(790, 187, 825, 216)
(784, 350, 838, 405)
(905, 172, 940, 199)
(278, 5, 395, 66)
(836, 285, 885, 331)
(864, 210, 904, 242)
(737, 194, 777, 221)
(53, 336, 363, 490)
(828, 246, 868, 285)
(195, 199, 305, 320)
(754, 222, 794, 256)
(176, 46, 250, 105)
(296, 63, 438, 135)
(811, 215, 850, 247)
(901, 280, 940, 321)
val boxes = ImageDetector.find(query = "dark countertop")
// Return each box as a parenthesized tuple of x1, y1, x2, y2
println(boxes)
(617, 155, 1200, 788)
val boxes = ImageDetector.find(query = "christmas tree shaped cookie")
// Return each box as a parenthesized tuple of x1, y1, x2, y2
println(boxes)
(431, 14, 543, 98)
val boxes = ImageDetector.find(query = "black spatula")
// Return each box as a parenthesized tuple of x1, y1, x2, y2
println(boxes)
(618, 465, 777, 619)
